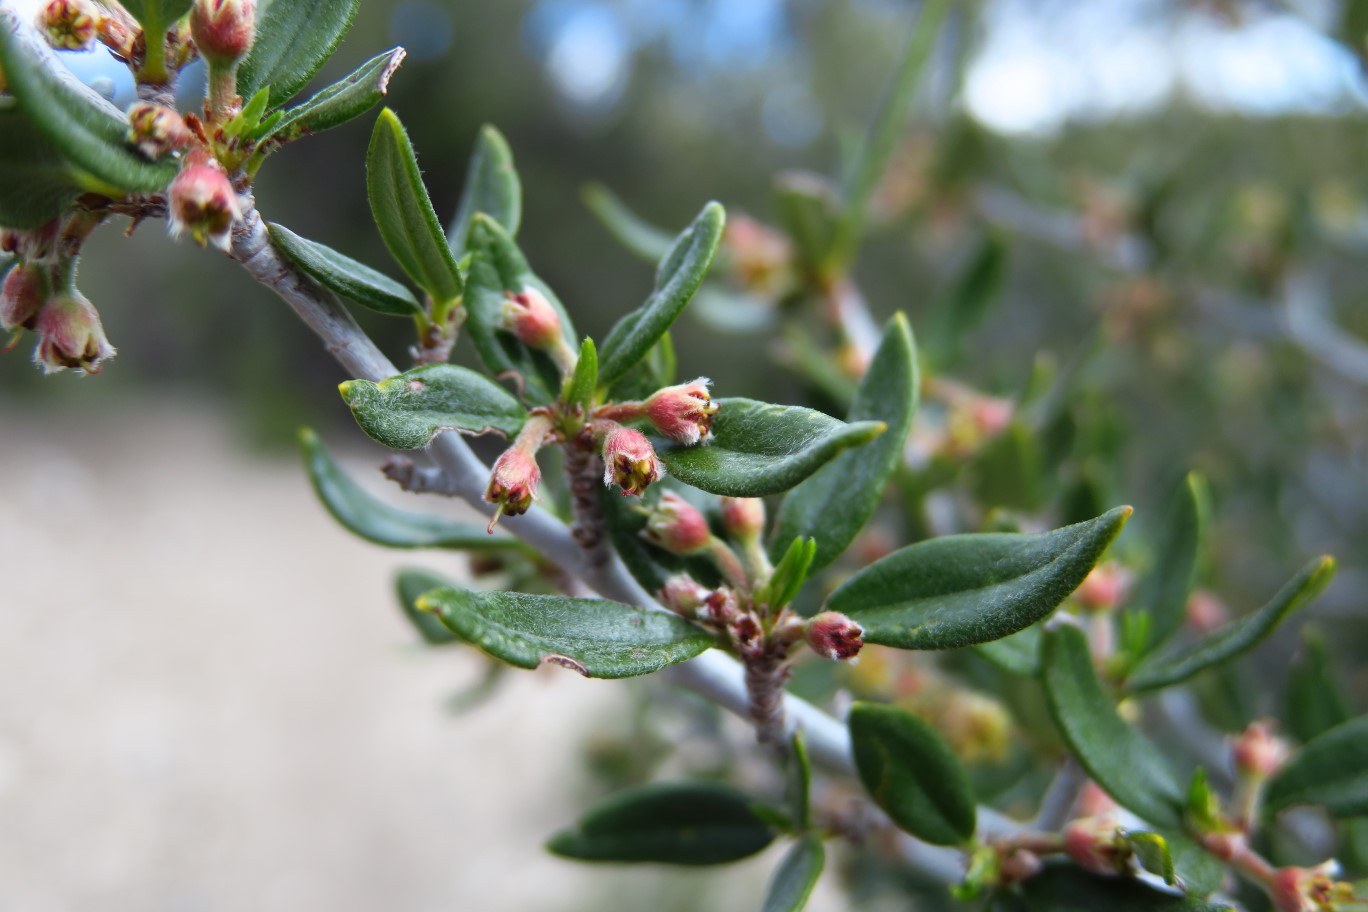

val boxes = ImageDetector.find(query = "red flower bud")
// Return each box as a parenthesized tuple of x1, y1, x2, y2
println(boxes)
(127, 102, 193, 160)
(168, 151, 241, 251)
(38, 0, 98, 50)
(601, 425, 661, 496)
(644, 377, 719, 445)
(1, 264, 49, 334)
(1186, 589, 1227, 634)
(1233, 720, 1290, 780)
(500, 286, 563, 351)
(483, 447, 541, 528)
(659, 574, 710, 616)
(190, 0, 256, 66)
(643, 491, 712, 555)
(805, 611, 864, 660)
(1062, 817, 1130, 876)
(720, 496, 764, 541)
(31, 290, 116, 374)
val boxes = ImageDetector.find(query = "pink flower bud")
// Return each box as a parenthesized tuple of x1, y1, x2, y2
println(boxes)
(644, 378, 719, 445)
(38, 0, 98, 50)
(1062, 817, 1130, 876)
(500, 287, 562, 351)
(1073, 562, 1131, 613)
(659, 574, 710, 616)
(167, 152, 241, 251)
(190, 0, 256, 66)
(601, 426, 661, 496)
(720, 497, 764, 542)
(483, 447, 541, 526)
(31, 290, 116, 374)
(1, 264, 49, 334)
(1233, 721, 1290, 779)
(972, 396, 1014, 436)
(1186, 589, 1228, 634)
(1269, 862, 1346, 912)
(642, 491, 711, 556)
(805, 611, 864, 660)
(1076, 781, 1117, 818)
(127, 102, 193, 160)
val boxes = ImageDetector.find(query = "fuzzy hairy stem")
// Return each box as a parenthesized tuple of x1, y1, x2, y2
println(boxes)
(743, 648, 789, 749)
(563, 433, 611, 566)
(380, 455, 459, 496)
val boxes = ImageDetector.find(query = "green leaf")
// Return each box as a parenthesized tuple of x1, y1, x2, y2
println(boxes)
(394, 568, 461, 646)
(448, 125, 521, 253)
(0, 100, 82, 228)
(849, 702, 977, 846)
(339, 364, 527, 450)
(238, 0, 361, 108)
(656, 398, 886, 498)
(1286, 628, 1353, 743)
(464, 214, 577, 404)
(598, 201, 726, 387)
(827, 508, 1131, 650)
(547, 781, 775, 864)
(0, 12, 178, 194)
(417, 586, 714, 679)
(1124, 831, 1174, 886)
(562, 338, 598, 411)
(1166, 831, 1225, 897)
(1041, 625, 1185, 828)
(929, 231, 1008, 361)
(582, 183, 677, 263)
(1265, 715, 1368, 818)
(1129, 472, 1209, 653)
(785, 733, 813, 832)
(269, 222, 422, 317)
(366, 109, 464, 305)
(117, 0, 194, 29)
(975, 625, 1043, 677)
(298, 427, 522, 552)
(761, 835, 825, 912)
(760, 538, 817, 611)
(965, 422, 1043, 513)
(257, 48, 406, 149)
(1126, 556, 1335, 692)
(596, 481, 720, 595)
(989, 862, 1233, 912)
(606, 331, 675, 402)
(772, 171, 840, 279)
(771, 313, 918, 572)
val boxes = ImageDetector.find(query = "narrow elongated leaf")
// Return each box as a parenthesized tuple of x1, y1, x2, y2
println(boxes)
(786, 733, 813, 832)
(464, 214, 577, 403)
(258, 48, 405, 148)
(448, 125, 521, 252)
(562, 338, 598, 411)
(656, 398, 885, 498)
(367, 110, 464, 304)
(0, 101, 82, 228)
(828, 508, 1131, 650)
(772, 171, 840, 278)
(339, 364, 527, 449)
(771, 314, 918, 571)
(1121, 830, 1222, 897)
(1042, 625, 1185, 828)
(269, 223, 421, 317)
(606, 331, 675, 402)
(546, 781, 775, 864)
(394, 568, 461, 645)
(761, 836, 825, 912)
(929, 231, 1007, 361)
(0, 12, 177, 194)
(761, 538, 817, 611)
(1130, 472, 1209, 653)
(990, 863, 1233, 912)
(597, 482, 719, 594)
(417, 587, 714, 679)
(849, 703, 977, 846)
(1265, 716, 1368, 818)
(238, 0, 361, 107)
(582, 183, 677, 262)
(1127, 557, 1335, 692)
(299, 428, 522, 552)
(598, 201, 726, 386)
(118, 0, 194, 30)
(1286, 628, 1353, 743)
(975, 625, 1043, 677)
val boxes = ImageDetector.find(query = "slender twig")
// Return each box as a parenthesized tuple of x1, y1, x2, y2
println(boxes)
(1032, 756, 1086, 831)
(380, 455, 460, 496)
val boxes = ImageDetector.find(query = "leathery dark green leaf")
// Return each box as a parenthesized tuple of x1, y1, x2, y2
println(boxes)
(237, 0, 361, 108)
(269, 222, 422, 317)
(656, 398, 885, 498)
(761, 835, 825, 912)
(298, 428, 522, 552)
(597, 201, 726, 387)
(394, 568, 462, 646)
(546, 781, 776, 864)
(828, 507, 1131, 650)
(117, 0, 194, 30)
(417, 587, 714, 679)
(849, 703, 977, 846)
(1286, 628, 1353, 743)
(0, 100, 82, 228)
(1127, 556, 1335, 692)
(258, 48, 406, 148)
(1042, 625, 1185, 828)
(0, 11, 177, 194)
(339, 364, 527, 450)
(975, 624, 1043, 677)
(1265, 715, 1368, 818)
(581, 183, 678, 263)
(771, 313, 918, 571)
(772, 171, 841, 278)
(1130, 472, 1209, 653)
(448, 125, 522, 253)
(989, 862, 1234, 912)
(562, 338, 598, 411)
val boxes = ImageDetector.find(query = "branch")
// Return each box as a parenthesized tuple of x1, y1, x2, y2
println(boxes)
(380, 455, 461, 496)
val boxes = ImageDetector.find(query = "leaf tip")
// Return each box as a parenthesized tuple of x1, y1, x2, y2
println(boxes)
(414, 595, 437, 614)
(297, 426, 318, 449)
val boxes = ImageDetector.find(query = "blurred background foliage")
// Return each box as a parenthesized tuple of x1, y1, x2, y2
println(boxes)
(5, 0, 1367, 794)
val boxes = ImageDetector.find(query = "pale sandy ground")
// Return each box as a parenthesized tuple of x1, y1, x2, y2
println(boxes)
(0, 401, 845, 912)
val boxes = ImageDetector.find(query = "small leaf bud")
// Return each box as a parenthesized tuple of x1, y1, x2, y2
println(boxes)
(642, 491, 711, 556)
(720, 496, 764, 542)
(1, 264, 49, 334)
(500, 287, 563, 351)
(659, 574, 710, 616)
(1232, 720, 1290, 780)
(483, 447, 541, 528)
(31, 289, 116, 374)
(127, 102, 193, 160)
(190, 0, 256, 66)
(805, 611, 864, 660)
(167, 151, 242, 251)
(1062, 817, 1130, 876)
(601, 425, 661, 496)
(38, 0, 99, 50)
(644, 377, 719, 445)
